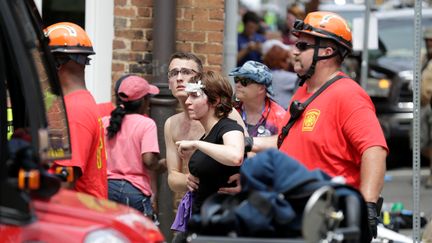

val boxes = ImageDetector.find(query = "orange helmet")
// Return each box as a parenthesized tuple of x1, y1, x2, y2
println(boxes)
(44, 22, 95, 55)
(293, 11, 352, 51)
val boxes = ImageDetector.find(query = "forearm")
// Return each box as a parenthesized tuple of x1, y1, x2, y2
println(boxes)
(167, 170, 188, 192)
(146, 158, 166, 173)
(237, 47, 249, 62)
(150, 171, 158, 212)
(360, 146, 387, 202)
(251, 135, 278, 153)
(195, 140, 243, 166)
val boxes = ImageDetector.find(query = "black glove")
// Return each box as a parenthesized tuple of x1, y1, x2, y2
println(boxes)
(366, 202, 378, 239)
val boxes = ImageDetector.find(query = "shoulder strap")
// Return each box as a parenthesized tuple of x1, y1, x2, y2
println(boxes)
(277, 75, 347, 148)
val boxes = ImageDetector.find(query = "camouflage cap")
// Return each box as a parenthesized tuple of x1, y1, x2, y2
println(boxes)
(229, 61, 274, 96)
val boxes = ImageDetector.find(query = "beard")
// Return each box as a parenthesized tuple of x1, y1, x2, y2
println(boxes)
(293, 57, 307, 75)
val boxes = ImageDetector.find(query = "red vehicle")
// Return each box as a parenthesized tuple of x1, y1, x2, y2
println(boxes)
(0, 1, 164, 242)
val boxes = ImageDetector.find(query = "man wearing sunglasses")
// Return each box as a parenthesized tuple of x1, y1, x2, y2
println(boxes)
(229, 60, 286, 138)
(251, 12, 388, 241)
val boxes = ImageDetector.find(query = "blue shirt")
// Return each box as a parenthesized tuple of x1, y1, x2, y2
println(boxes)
(237, 32, 266, 66)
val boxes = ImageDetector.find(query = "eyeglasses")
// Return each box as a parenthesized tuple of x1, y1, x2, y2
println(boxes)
(234, 76, 256, 86)
(295, 42, 318, 52)
(167, 68, 198, 79)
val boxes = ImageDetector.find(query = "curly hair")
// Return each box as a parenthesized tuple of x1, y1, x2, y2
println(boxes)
(199, 71, 233, 118)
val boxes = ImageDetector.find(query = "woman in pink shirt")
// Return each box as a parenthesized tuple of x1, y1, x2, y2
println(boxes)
(103, 75, 166, 220)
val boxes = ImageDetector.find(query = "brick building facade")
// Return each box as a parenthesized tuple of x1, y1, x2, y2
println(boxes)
(112, 0, 225, 91)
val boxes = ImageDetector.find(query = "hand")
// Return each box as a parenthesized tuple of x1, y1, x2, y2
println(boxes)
(247, 41, 260, 51)
(366, 202, 378, 239)
(151, 194, 158, 214)
(218, 173, 241, 195)
(187, 173, 199, 192)
(175, 140, 196, 158)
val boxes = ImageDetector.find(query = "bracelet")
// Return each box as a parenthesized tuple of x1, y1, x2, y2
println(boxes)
(244, 136, 254, 152)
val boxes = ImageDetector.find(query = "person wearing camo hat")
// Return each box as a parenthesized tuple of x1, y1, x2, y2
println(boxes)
(230, 60, 286, 139)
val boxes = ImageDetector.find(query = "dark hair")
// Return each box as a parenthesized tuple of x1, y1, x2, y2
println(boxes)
(106, 75, 145, 139)
(169, 52, 204, 75)
(242, 11, 260, 24)
(320, 39, 345, 64)
(200, 71, 233, 118)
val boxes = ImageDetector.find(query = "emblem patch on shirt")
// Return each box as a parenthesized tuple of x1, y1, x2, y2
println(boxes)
(302, 109, 320, 132)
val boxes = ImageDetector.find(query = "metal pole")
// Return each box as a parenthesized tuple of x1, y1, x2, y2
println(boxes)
(223, 0, 238, 85)
(151, 0, 177, 241)
(360, 0, 371, 89)
(412, 0, 422, 241)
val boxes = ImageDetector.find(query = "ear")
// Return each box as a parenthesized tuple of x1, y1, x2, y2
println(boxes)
(325, 46, 335, 56)
(258, 85, 267, 95)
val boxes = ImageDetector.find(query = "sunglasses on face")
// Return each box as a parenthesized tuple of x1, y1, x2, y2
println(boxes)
(234, 76, 256, 86)
(295, 41, 333, 52)
(167, 68, 198, 79)
(295, 42, 318, 52)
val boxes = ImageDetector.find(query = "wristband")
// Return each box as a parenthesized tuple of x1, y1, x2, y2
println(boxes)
(244, 137, 254, 152)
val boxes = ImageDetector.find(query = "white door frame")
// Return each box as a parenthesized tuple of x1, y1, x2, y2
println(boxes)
(85, 0, 114, 103)
(34, 0, 114, 103)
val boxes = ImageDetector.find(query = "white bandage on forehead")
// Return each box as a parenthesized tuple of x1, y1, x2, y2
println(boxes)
(185, 81, 206, 96)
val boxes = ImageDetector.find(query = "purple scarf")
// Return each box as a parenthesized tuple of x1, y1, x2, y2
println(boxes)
(171, 191, 193, 232)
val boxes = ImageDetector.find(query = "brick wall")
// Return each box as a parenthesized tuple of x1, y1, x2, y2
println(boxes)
(112, 0, 225, 98)
(176, 0, 225, 71)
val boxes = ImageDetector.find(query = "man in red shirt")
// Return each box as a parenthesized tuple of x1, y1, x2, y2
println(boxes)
(44, 22, 107, 199)
(251, 12, 388, 241)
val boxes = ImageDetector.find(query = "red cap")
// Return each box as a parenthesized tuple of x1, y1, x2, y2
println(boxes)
(118, 76, 159, 102)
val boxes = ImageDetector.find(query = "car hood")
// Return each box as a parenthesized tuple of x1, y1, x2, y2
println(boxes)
(31, 189, 163, 242)
(375, 56, 413, 73)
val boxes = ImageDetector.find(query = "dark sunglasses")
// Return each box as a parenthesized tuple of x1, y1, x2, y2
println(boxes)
(293, 19, 313, 32)
(167, 68, 198, 79)
(295, 41, 332, 52)
(295, 42, 318, 52)
(234, 76, 256, 86)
